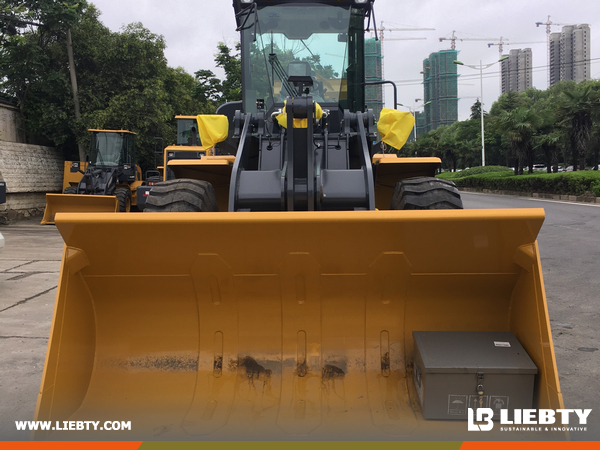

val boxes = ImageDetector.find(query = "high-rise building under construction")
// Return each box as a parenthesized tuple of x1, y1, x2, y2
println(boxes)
(364, 38, 384, 120)
(422, 50, 459, 134)
(549, 24, 591, 86)
(500, 48, 533, 94)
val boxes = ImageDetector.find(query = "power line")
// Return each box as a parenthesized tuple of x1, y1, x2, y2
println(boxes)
(391, 57, 600, 87)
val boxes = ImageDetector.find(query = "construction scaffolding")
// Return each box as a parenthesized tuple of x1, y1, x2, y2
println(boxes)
(422, 50, 459, 132)
(364, 38, 384, 120)
(415, 111, 427, 139)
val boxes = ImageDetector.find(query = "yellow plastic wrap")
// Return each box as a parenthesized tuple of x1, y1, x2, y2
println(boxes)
(196, 115, 229, 149)
(377, 108, 415, 150)
(276, 100, 323, 128)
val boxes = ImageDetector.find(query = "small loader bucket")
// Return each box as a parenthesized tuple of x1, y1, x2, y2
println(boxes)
(41, 194, 119, 225)
(35, 209, 564, 440)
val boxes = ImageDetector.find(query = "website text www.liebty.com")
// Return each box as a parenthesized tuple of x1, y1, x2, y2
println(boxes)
(15, 421, 131, 431)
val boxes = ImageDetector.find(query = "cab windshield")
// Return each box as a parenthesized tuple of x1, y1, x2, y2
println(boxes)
(241, 3, 364, 113)
(176, 119, 201, 146)
(91, 133, 125, 166)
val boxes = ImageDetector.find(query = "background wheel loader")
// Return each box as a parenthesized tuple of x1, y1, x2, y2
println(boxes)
(35, 0, 565, 441)
(136, 115, 236, 211)
(41, 129, 145, 224)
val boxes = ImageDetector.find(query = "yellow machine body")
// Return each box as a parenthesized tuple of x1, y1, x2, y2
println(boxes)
(40, 194, 120, 225)
(34, 208, 564, 440)
(161, 153, 434, 213)
(42, 172, 143, 226)
(42, 128, 144, 225)
(62, 161, 89, 191)
(372, 155, 441, 210)
(167, 156, 235, 211)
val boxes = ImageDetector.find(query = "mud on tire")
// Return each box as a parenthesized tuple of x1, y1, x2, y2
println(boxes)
(391, 177, 463, 210)
(144, 179, 219, 212)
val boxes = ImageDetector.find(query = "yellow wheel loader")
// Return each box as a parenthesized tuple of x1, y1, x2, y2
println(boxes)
(41, 129, 144, 224)
(35, 0, 565, 441)
(136, 115, 236, 210)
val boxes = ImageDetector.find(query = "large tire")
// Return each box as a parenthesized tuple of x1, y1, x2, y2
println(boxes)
(144, 179, 219, 212)
(115, 188, 132, 212)
(390, 177, 463, 210)
(64, 186, 78, 194)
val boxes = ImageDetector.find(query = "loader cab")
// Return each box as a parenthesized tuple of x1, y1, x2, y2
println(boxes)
(89, 130, 136, 170)
(161, 116, 207, 181)
(79, 129, 138, 196)
(235, 0, 367, 119)
(175, 117, 202, 146)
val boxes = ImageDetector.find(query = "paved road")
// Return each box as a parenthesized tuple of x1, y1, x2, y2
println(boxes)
(0, 196, 598, 440)
(0, 219, 63, 440)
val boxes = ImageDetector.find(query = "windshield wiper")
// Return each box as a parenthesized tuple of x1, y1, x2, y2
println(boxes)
(268, 53, 297, 97)
(236, 2, 257, 35)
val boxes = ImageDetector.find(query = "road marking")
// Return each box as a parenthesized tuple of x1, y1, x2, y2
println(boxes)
(462, 192, 600, 208)
(523, 197, 600, 208)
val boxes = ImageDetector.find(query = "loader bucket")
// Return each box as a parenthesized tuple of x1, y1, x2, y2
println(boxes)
(41, 194, 120, 225)
(35, 209, 565, 440)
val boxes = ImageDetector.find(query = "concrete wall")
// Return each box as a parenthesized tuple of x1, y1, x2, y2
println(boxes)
(0, 142, 64, 222)
(0, 103, 26, 144)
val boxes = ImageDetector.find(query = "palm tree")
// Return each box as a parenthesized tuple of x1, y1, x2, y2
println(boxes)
(533, 131, 563, 173)
(532, 102, 564, 173)
(496, 107, 541, 175)
(557, 85, 598, 171)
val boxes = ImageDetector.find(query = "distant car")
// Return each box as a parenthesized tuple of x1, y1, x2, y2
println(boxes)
(0, 231, 4, 254)
(565, 166, 573, 172)
(533, 164, 546, 171)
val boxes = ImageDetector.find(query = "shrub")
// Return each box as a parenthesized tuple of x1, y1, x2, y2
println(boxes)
(444, 170, 600, 197)
(438, 166, 512, 180)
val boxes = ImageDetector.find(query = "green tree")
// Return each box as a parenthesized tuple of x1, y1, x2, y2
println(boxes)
(0, 0, 87, 139)
(531, 96, 564, 173)
(557, 85, 598, 171)
(495, 106, 541, 175)
(470, 99, 482, 120)
(214, 42, 241, 103)
(193, 69, 222, 112)
(489, 90, 523, 116)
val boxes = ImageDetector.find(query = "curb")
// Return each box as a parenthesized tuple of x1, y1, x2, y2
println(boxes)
(458, 187, 600, 205)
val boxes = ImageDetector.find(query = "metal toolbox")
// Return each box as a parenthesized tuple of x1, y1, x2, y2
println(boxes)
(412, 331, 537, 420)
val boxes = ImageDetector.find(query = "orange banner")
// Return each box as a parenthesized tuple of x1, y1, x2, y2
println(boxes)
(461, 442, 598, 450)
(0, 442, 143, 450)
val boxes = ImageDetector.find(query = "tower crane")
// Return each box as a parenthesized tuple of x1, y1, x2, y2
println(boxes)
(535, 15, 576, 85)
(370, 22, 435, 104)
(487, 40, 545, 58)
(439, 30, 501, 50)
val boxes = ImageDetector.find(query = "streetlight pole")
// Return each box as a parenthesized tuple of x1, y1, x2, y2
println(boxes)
(397, 101, 430, 143)
(454, 56, 508, 167)
(479, 60, 484, 166)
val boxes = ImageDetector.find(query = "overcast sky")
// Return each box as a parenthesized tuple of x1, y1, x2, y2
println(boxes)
(89, 0, 598, 120)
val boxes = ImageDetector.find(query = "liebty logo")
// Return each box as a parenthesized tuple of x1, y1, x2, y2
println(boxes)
(467, 408, 592, 431)
(468, 408, 494, 431)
